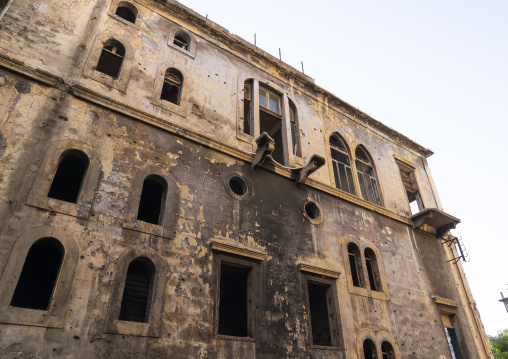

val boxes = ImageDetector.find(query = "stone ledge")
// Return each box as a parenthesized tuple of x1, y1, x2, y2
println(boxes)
(297, 262, 340, 279)
(209, 240, 266, 261)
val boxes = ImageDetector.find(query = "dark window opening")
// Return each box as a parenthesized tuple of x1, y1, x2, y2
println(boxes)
(397, 162, 423, 215)
(365, 248, 382, 292)
(47, 150, 89, 203)
(137, 175, 167, 225)
(289, 102, 301, 157)
(348, 243, 363, 288)
(445, 327, 463, 359)
(355, 147, 382, 206)
(229, 176, 247, 196)
(381, 341, 396, 359)
(174, 35, 188, 50)
(96, 41, 125, 79)
(10, 238, 64, 310)
(260, 108, 283, 164)
(115, 3, 137, 23)
(243, 80, 252, 136)
(161, 69, 183, 105)
(363, 339, 377, 359)
(330, 134, 356, 195)
(119, 258, 155, 323)
(304, 202, 320, 220)
(308, 282, 333, 346)
(218, 263, 252, 337)
(0, 0, 9, 12)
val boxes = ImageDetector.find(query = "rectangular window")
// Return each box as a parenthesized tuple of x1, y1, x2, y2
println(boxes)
(306, 280, 340, 348)
(441, 314, 463, 359)
(259, 87, 281, 115)
(218, 262, 253, 338)
(243, 81, 252, 135)
(397, 161, 423, 215)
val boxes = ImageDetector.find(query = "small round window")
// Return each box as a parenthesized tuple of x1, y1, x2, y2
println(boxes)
(229, 176, 247, 196)
(224, 172, 252, 200)
(301, 198, 322, 224)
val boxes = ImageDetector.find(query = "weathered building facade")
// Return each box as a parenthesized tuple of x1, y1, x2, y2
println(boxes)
(0, 0, 492, 358)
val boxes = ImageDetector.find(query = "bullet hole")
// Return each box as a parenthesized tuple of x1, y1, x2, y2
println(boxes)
(73, 335, 80, 340)
(57, 115, 68, 121)
(15, 81, 31, 93)
(80, 255, 85, 259)
(107, 134, 111, 137)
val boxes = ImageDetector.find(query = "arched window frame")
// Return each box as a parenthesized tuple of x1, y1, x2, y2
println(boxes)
(167, 26, 197, 58)
(363, 338, 377, 359)
(123, 166, 179, 239)
(104, 246, 167, 337)
(108, 0, 142, 30)
(160, 68, 183, 106)
(151, 62, 190, 116)
(356, 330, 401, 359)
(355, 145, 383, 206)
(26, 140, 102, 219)
(364, 248, 382, 292)
(0, 225, 79, 328)
(328, 132, 356, 195)
(236, 74, 304, 167)
(47, 149, 90, 204)
(136, 174, 168, 225)
(83, 32, 134, 92)
(342, 238, 389, 300)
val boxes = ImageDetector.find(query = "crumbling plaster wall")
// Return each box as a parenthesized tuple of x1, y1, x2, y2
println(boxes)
(0, 0, 438, 218)
(0, 69, 473, 359)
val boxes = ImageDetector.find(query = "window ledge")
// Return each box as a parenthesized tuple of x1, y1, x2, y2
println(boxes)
(311, 345, 342, 351)
(215, 334, 255, 343)
(105, 319, 156, 337)
(122, 221, 173, 239)
(108, 13, 141, 30)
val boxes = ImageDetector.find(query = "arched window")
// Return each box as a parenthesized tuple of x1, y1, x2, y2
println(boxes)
(119, 258, 155, 323)
(160, 68, 183, 105)
(363, 339, 377, 359)
(243, 79, 253, 136)
(289, 100, 301, 157)
(347, 243, 364, 288)
(381, 341, 396, 359)
(173, 31, 191, 51)
(47, 150, 89, 203)
(365, 248, 382, 292)
(330, 134, 356, 195)
(137, 175, 167, 225)
(96, 40, 126, 79)
(355, 147, 382, 205)
(10, 238, 64, 310)
(115, 2, 137, 23)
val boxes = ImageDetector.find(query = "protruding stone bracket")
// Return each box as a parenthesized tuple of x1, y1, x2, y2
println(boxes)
(291, 155, 326, 184)
(251, 132, 275, 169)
(410, 208, 460, 238)
(251, 133, 325, 184)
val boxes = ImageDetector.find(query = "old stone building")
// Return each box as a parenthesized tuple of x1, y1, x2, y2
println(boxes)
(0, 0, 492, 358)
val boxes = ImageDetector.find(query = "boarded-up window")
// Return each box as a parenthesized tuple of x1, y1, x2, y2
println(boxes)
(96, 40, 125, 79)
(330, 134, 356, 195)
(10, 238, 64, 310)
(119, 258, 155, 323)
(355, 147, 382, 205)
(347, 243, 363, 288)
(137, 175, 167, 225)
(47, 150, 89, 203)
(218, 262, 253, 337)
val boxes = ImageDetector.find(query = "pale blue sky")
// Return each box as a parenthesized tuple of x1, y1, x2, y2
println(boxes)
(181, 0, 508, 335)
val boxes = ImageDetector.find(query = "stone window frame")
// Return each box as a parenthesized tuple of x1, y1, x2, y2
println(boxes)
(167, 24, 197, 58)
(236, 73, 304, 167)
(104, 245, 167, 338)
(26, 139, 101, 219)
(151, 61, 191, 117)
(356, 329, 401, 359)
(0, 225, 79, 329)
(300, 272, 343, 351)
(107, 0, 142, 30)
(354, 144, 384, 206)
(123, 166, 179, 239)
(326, 130, 358, 196)
(83, 32, 135, 92)
(341, 237, 389, 301)
(212, 251, 261, 342)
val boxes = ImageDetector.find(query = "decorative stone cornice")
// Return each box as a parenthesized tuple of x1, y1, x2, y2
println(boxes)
(209, 240, 266, 261)
(432, 296, 459, 308)
(297, 262, 340, 279)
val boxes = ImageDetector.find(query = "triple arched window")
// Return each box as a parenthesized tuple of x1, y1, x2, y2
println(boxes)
(329, 133, 382, 205)
(347, 243, 382, 292)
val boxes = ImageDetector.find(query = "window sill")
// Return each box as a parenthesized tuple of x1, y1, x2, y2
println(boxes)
(215, 334, 255, 343)
(311, 345, 342, 351)
(26, 197, 91, 219)
(167, 42, 195, 59)
(104, 319, 158, 337)
(0, 306, 63, 329)
(84, 70, 129, 93)
(108, 13, 141, 31)
(150, 96, 187, 118)
(122, 220, 173, 239)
